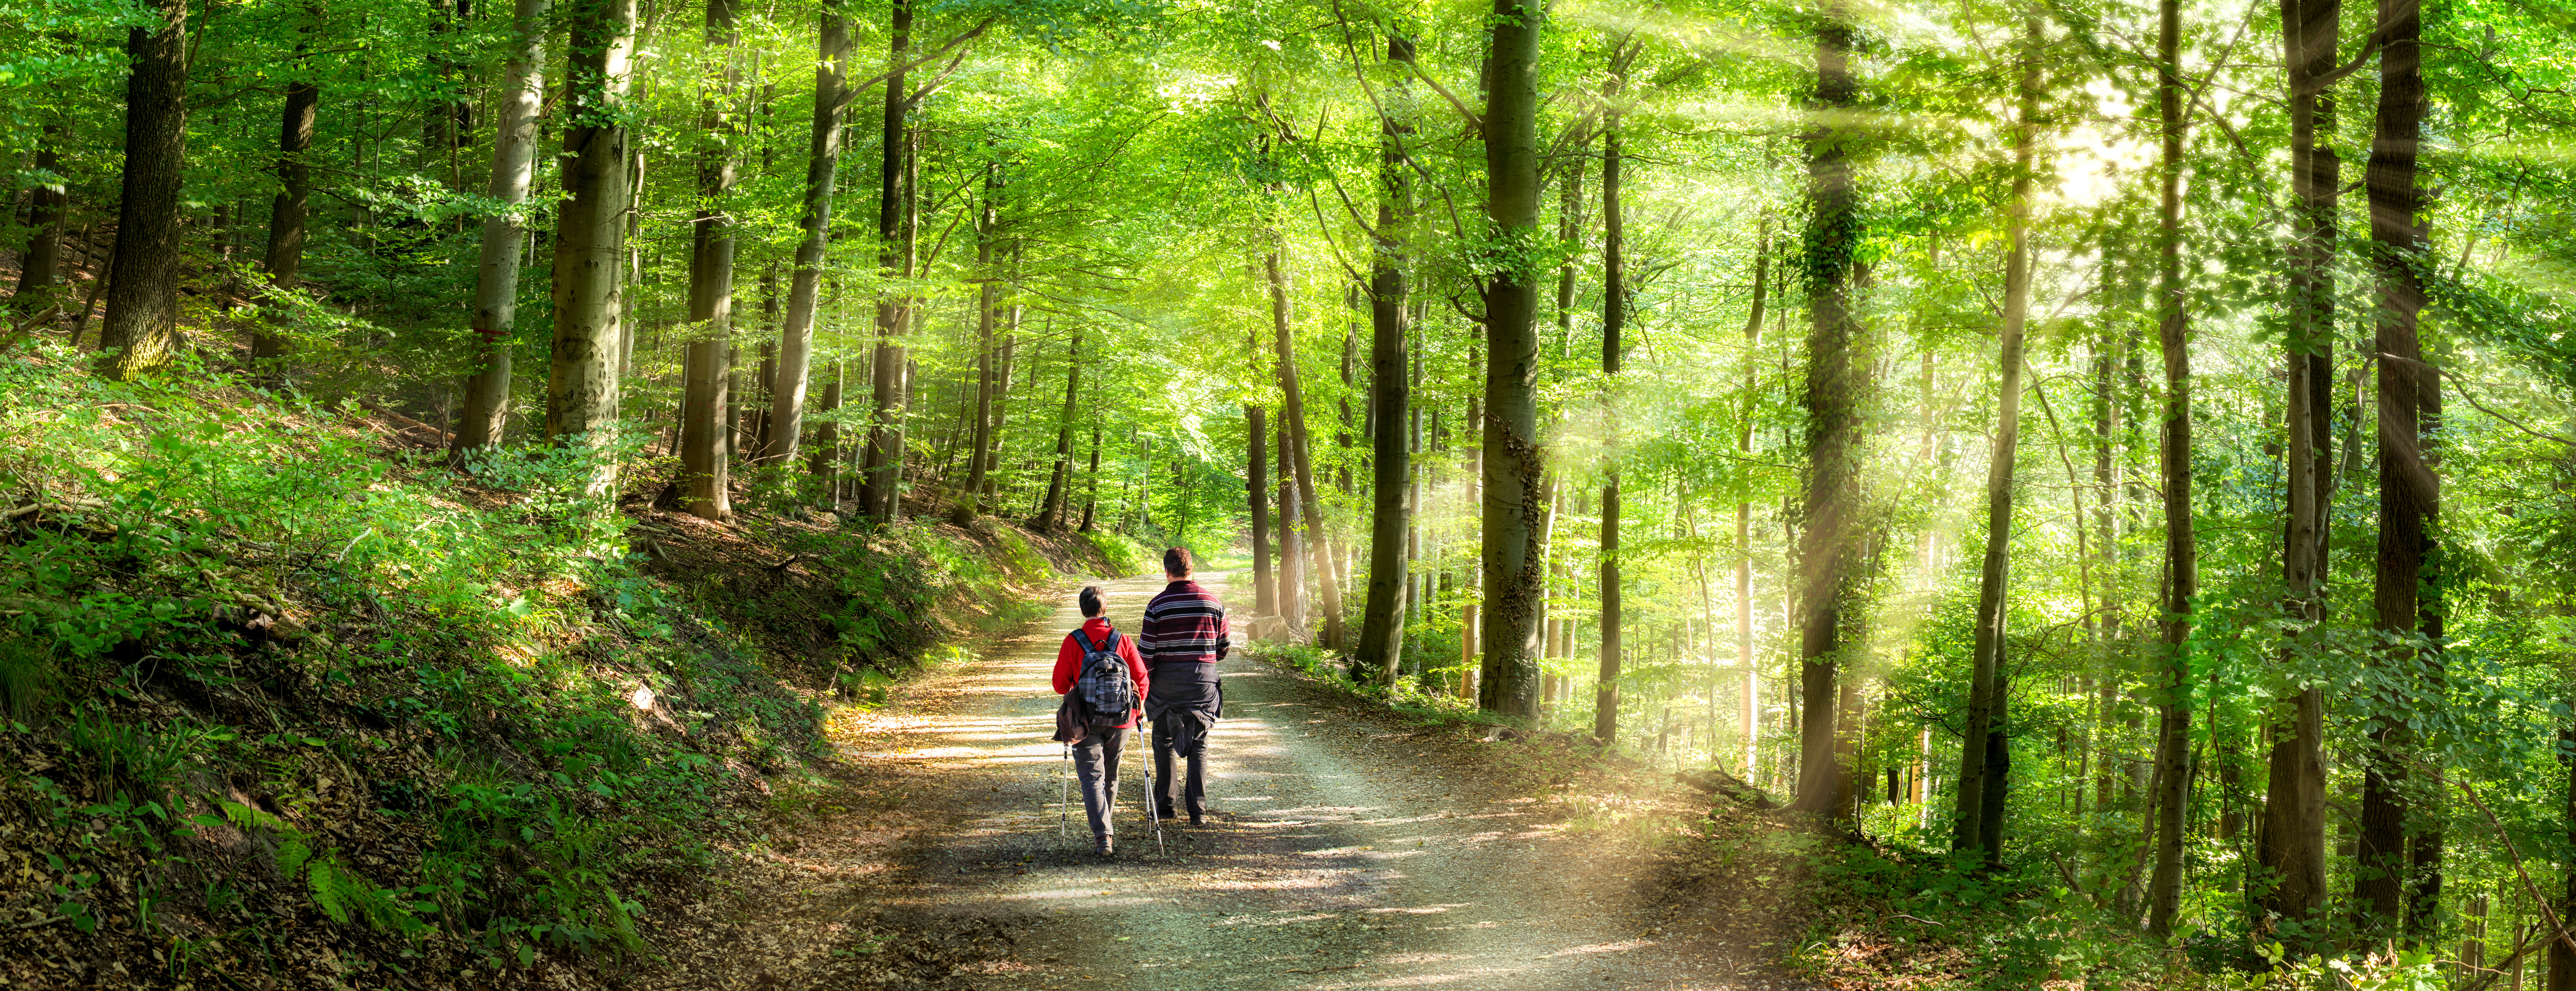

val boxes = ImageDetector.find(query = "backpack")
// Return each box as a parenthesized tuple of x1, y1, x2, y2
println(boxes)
(1072, 628, 1136, 729)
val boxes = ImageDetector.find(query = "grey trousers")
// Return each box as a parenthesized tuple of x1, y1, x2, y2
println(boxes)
(1070, 726, 1130, 838)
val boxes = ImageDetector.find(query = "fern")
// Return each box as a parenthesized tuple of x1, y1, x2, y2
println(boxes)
(221, 800, 426, 936)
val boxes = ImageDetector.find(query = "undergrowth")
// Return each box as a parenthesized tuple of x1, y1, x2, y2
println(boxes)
(0, 345, 1113, 988)
(1775, 831, 2458, 990)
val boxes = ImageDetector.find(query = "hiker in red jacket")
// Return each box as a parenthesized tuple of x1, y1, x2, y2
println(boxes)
(1054, 585, 1148, 855)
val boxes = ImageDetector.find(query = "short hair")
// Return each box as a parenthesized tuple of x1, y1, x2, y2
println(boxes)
(1078, 585, 1104, 617)
(1162, 546, 1193, 576)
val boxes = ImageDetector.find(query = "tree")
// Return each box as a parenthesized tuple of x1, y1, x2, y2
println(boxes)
(2255, 0, 2339, 943)
(1594, 44, 1631, 744)
(11, 122, 68, 315)
(764, 0, 857, 472)
(1353, 30, 1415, 683)
(2144, 0, 2198, 933)
(2355, 0, 2441, 942)
(1791, 0, 1863, 815)
(955, 161, 1004, 525)
(678, 0, 742, 521)
(251, 1, 319, 370)
(543, 0, 639, 483)
(96, 0, 191, 380)
(450, 0, 549, 461)
(1035, 327, 1080, 531)
(1474, 0, 1546, 720)
(1951, 17, 2039, 859)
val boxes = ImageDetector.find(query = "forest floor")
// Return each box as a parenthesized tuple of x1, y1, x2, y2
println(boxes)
(637, 572, 1823, 991)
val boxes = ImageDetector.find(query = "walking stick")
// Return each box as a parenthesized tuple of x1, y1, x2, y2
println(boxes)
(1059, 741, 1072, 841)
(1140, 715, 1164, 856)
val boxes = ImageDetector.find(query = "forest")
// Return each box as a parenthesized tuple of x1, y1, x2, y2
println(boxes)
(6, 0, 2576, 984)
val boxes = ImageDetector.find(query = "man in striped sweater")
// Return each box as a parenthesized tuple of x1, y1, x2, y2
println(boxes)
(1139, 546, 1228, 824)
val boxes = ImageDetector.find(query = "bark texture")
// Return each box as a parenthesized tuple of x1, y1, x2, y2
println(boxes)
(450, 0, 548, 461)
(855, 0, 913, 514)
(1792, 3, 1863, 814)
(678, 0, 739, 519)
(1952, 24, 2037, 859)
(1475, 0, 1546, 720)
(2146, 0, 2197, 932)
(763, 0, 856, 468)
(1354, 31, 1417, 682)
(2257, 0, 2337, 943)
(98, 0, 191, 380)
(543, 0, 638, 484)
(2357, 0, 2441, 942)
(12, 123, 68, 313)
(1593, 108, 1626, 743)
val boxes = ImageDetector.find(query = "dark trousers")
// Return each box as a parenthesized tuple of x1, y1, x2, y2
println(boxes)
(1151, 716, 1208, 818)
(1070, 726, 1129, 838)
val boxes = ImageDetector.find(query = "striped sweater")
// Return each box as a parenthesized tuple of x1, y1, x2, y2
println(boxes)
(1138, 580, 1230, 662)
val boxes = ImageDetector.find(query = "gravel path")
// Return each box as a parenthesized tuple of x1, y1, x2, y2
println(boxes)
(748, 572, 1816, 990)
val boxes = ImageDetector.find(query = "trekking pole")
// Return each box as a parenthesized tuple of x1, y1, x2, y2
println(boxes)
(1060, 741, 1072, 841)
(1141, 717, 1164, 856)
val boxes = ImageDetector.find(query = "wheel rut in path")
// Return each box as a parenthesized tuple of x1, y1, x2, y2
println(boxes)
(759, 573, 1813, 990)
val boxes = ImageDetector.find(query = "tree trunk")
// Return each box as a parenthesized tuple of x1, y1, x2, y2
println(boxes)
(1738, 217, 1767, 779)
(450, 0, 547, 462)
(1354, 31, 1416, 682)
(2145, 0, 2197, 933)
(2553, 724, 2576, 991)
(97, 0, 190, 381)
(1250, 398, 1274, 615)
(678, 0, 739, 520)
(256, 33, 319, 369)
(1079, 419, 1101, 533)
(11, 122, 68, 313)
(1471, 0, 1545, 720)
(1038, 328, 1079, 529)
(1951, 21, 2038, 860)
(954, 162, 1001, 525)
(809, 362, 843, 494)
(542, 0, 637, 486)
(1594, 109, 1626, 743)
(1278, 416, 1304, 627)
(2359, 0, 2440, 942)
(764, 0, 857, 469)
(2258, 0, 2338, 944)
(854, 1, 912, 513)
(1792, 1, 1863, 814)
(1268, 249, 1346, 648)
(982, 298, 1016, 505)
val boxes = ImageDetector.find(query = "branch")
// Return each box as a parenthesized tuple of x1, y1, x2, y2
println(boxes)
(2442, 769, 2576, 969)
(1405, 60, 1482, 134)
(2380, 352, 2576, 449)
(832, 18, 996, 116)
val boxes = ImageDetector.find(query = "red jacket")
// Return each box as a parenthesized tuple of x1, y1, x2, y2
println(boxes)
(1053, 618, 1149, 729)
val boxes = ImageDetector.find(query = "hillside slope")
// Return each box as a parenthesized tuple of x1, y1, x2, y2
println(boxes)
(0, 346, 1144, 989)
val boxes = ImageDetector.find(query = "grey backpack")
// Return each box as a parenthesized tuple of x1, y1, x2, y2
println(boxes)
(1072, 628, 1135, 728)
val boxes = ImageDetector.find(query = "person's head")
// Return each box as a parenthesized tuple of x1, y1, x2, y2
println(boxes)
(1163, 546, 1193, 579)
(1078, 585, 1104, 618)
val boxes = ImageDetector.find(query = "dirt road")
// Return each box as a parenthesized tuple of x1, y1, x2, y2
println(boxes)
(656, 573, 1813, 990)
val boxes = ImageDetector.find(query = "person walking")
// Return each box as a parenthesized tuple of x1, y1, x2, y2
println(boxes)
(1054, 585, 1148, 855)
(1139, 547, 1228, 825)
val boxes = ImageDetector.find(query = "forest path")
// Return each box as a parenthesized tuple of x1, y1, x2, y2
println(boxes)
(664, 572, 1811, 990)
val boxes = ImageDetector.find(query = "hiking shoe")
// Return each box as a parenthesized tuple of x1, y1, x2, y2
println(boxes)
(1155, 806, 1177, 821)
(1094, 835, 1114, 856)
